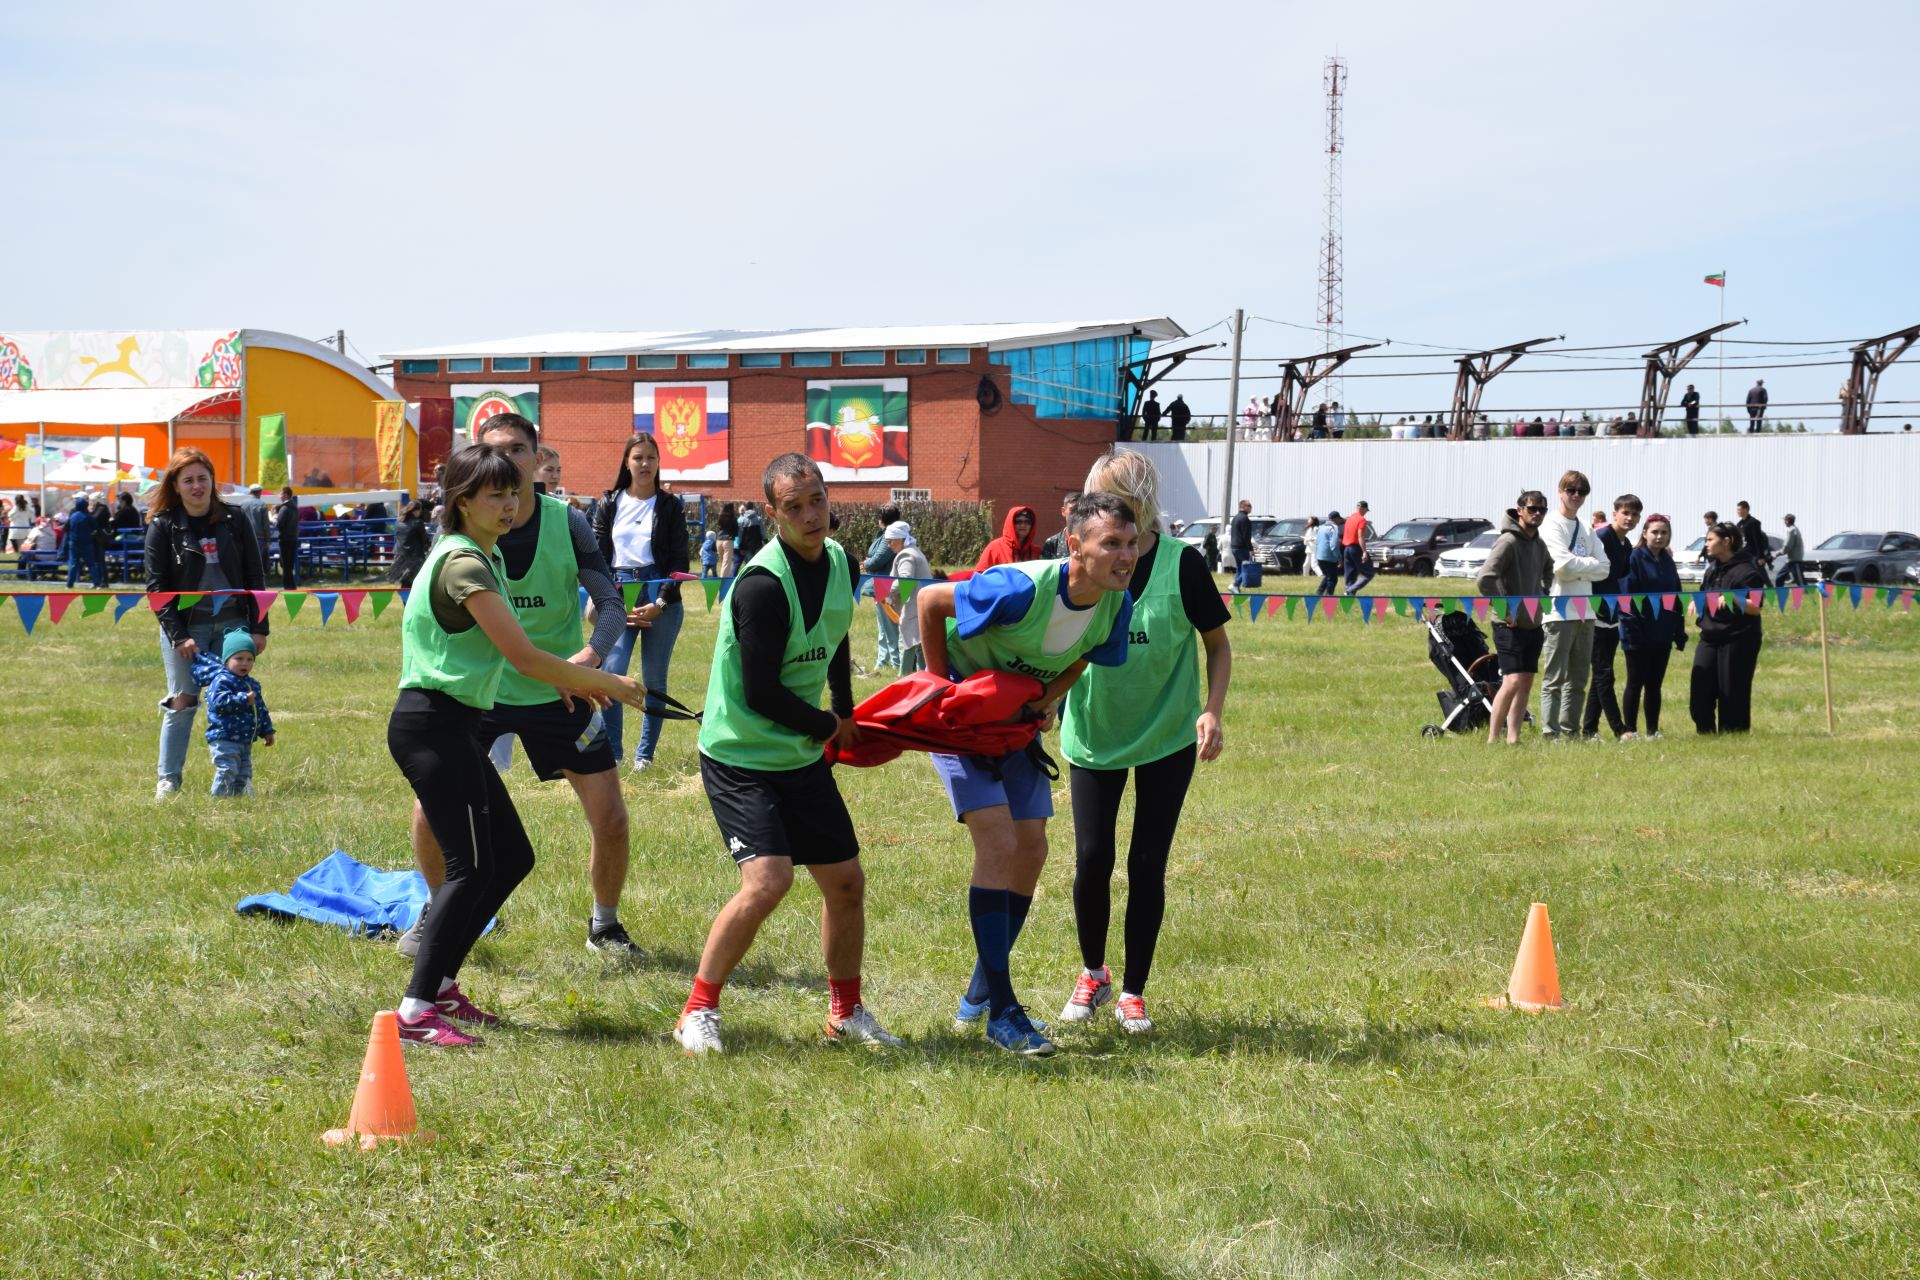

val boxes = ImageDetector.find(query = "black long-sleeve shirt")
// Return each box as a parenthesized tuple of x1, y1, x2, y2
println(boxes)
(730, 541, 855, 741)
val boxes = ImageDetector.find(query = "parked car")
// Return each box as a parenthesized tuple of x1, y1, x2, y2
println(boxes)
(1177, 514, 1278, 565)
(1678, 533, 1786, 583)
(1435, 529, 1500, 579)
(1807, 531, 1920, 584)
(1365, 517, 1494, 577)
(1251, 517, 1314, 574)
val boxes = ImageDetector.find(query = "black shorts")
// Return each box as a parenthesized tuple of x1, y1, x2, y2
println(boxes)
(1492, 622, 1545, 676)
(699, 752, 858, 867)
(476, 698, 616, 781)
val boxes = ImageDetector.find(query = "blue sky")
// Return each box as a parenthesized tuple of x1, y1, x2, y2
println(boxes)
(7, 1, 1917, 429)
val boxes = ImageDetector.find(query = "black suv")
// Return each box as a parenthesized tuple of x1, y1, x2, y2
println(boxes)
(1251, 517, 1314, 574)
(1366, 517, 1494, 577)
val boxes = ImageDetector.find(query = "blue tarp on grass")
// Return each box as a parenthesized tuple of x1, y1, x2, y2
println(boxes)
(236, 850, 492, 938)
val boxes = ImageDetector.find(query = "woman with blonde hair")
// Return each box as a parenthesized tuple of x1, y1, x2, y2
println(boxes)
(1056, 448, 1233, 1034)
(145, 447, 270, 799)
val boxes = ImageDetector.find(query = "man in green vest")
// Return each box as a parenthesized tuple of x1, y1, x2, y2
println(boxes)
(913, 491, 1139, 1056)
(673, 453, 902, 1056)
(396, 415, 640, 959)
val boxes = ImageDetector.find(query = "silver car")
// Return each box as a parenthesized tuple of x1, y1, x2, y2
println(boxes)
(1436, 530, 1499, 579)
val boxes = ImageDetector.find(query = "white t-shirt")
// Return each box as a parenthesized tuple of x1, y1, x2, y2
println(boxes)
(611, 491, 657, 569)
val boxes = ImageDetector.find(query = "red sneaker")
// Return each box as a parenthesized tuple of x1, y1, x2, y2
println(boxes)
(434, 983, 500, 1027)
(397, 1009, 481, 1048)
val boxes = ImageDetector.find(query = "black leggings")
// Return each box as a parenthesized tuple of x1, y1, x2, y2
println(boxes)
(1690, 631, 1762, 734)
(387, 689, 536, 1003)
(1621, 643, 1672, 734)
(1068, 743, 1197, 996)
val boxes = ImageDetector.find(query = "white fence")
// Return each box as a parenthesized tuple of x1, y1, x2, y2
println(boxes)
(1137, 435, 1920, 548)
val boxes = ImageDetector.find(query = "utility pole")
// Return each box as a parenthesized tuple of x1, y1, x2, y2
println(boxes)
(1218, 308, 1245, 521)
(335, 330, 347, 356)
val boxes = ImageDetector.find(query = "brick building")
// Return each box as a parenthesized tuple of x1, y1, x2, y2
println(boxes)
(384, 319, 1183, 518)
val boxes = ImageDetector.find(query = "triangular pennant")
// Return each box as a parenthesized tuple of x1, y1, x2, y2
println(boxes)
(283, 592, 307, 619)
(1218, 593, 1233, 611)
(1774, 588, 1789, 611)
(146, 592, 178, 610)
(853, 574, 868, 600)
(340, 590, 366, 624)
(371, 590, 396, 618)
(1721, 591, 1740, 615)
(622, 581, 643, 611)
(1789, 587, 1804, 611)
(1338, 595, 1355, 615)
(577, 586, 590, 616)
(1264, 596, 1283, 618)
(1302, 596, 1318, 621)
(398, 589, 411, 607)
(1661, 593, 1677, 611)
(1848, 583, 1863, 608)
(1470, 597, 1489, 621)
(176, 593, 204, 610)
(871, 577, 894, 597)
(703, 579, 722, 611)
(1359, 596, 1376, 623)
(113, 593, 143, 622)
(251, 590, 280, 618)
(315, 592, 338, 625)
(1554, 595, 1572, 618)
(1392, 596, 1410, 617)
(14, 595, 43, 634)
(1244, 594, 1260, 622)
(80, 593, 110, 617)
(1633, 593, 1648, 615)
(1523, 596, 1540, 619)
(1691, 592, 1708, 616)
(1886, 587, 1902, 609)
(1572, 597, 1590, 621)
(1491, 597, 1510, 620)
(46, 593, 79, 624)
(1648, 594, 1663, 618)
(1443, 597, 1463, 615)
(1284, 596, 1298, 620)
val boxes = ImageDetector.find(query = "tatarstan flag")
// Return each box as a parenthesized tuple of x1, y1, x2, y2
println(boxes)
(1704, 272, 1726, 287)
(451, 385, 539, 442)
(804, 379, 909, 482)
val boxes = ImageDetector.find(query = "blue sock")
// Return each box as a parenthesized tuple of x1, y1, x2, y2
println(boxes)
(966, 891, 1032, 1007)
(967, 887, 1016, 1018)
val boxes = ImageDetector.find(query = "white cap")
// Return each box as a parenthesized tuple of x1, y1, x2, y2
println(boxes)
(884, 520, 911, 541)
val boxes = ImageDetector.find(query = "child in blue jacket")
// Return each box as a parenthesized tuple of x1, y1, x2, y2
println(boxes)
(192, 631, 276, 796)
(699, 528, 719, 578)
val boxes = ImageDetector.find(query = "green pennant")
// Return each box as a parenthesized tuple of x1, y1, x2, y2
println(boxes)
(1284, 596, 1298, 620)
(1443, 598, 1463, 614)
(1490, 597, 1509, 620)
(1391, 597, 1409, 617)
(370, 591, 395, 619)
(622, 582, 643, 611)
(80, 593, 110, 617)
(283, 592, 307, 619)
(1722, 591, 1740, 614)
(176, 593, 203, 610)
(703, 579, 722, 611)
(1338, 595, 1355, 615)
(1634, 594, 1648, 613)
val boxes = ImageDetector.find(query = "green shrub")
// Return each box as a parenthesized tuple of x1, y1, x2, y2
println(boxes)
(832, 500, 996, 572)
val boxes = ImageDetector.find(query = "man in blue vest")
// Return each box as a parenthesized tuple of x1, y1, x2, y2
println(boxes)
(913, 491, 1138, 1056)
(396, 415, 639, 959)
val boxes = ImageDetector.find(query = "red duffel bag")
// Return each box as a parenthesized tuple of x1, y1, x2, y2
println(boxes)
(825, 668, 1047, 768)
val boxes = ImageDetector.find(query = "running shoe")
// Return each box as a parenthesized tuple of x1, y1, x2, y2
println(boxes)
(674, 1007, 724, 1056)
(434, 982, 499, 1027)
(155, 778, 179, 801)
(395, 917, 426, 960)
(630, 757, 654, 774)
(397, 1009, 480, 1048)
(985, 1005, 1057, 1057)
(953, 993, 990, 1032)
(1058, 965, 1112, 1023)
(824, 1005, 903, 1048)
(586, 918, 642, 958)
(1114, 992, 1154, 1035)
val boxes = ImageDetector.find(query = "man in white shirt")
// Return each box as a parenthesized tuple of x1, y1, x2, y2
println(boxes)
(1537, 469, 1610, 740)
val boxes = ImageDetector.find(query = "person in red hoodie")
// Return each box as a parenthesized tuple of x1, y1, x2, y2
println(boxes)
(974, 505, 1042, 571)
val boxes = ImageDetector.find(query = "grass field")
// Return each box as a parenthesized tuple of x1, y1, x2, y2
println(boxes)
(4, 574, 1917, 1277)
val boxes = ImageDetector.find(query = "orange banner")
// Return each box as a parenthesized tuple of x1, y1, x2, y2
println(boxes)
(374, 401, 407, 489)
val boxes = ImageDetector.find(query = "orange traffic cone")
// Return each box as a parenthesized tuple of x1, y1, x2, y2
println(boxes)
(322, 1011, 427, 1149)
(1491, 902, 1565, 1012)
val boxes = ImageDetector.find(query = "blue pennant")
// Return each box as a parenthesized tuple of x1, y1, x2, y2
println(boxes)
(113, 593, 144, 622)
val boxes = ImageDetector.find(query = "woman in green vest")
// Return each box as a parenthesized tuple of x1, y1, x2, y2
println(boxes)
(386, 444, 648, 1048)
(1058, 450, 1232, 1035)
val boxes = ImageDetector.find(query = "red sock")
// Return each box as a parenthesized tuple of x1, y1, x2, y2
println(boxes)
(683, 977, 723, 1015)
(828, 976, 861, 1021)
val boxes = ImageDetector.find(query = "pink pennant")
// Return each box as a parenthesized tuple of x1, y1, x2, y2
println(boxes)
(1661, 593, 1677, 610)
(1745, 590, 1763, 610)
(1522, 596, 1540, 619)
(1265, 596, 1283, 617)
(1572, 597, 1590, 620)
(1615, 595, 1632, 614)
(146, 592, 178, 610)
(46, 593, 79, 624)
(339, 589, 367, 623)
(1219, 593, 1232, 609)
(251, 590, 280, 617)
(1471, 598, 1489, 620)
(1789, 587, 1804, 610)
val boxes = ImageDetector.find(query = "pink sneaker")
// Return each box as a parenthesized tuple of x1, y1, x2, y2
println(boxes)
(397, 1009, 481, 1048)
(435, 983, 500, 1027)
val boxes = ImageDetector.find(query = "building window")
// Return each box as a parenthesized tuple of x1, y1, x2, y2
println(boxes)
(541, 356, 582, 372)
(792, 352, 833, 367)
(446, 358, 483, 373)
(637, 355, 678, 370)
(491, 357, 532, 372)
(587, 355, 628, 370)
(936, 348, 971, 365)
(894, 348, 926, 364)
(739, 352, 781, 368)
(842, 350, 885, 366)
(992, 335, 1145, 419)
(398, 360, 439, 375)
(686, 353, 728, 369)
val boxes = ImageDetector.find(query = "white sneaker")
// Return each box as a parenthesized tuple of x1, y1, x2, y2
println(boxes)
(1059, 965, 1112, 1023)
(630, 757, 654, 774)
(673, 1007, 723, 1055)
(155, 778, 179, 800)
(1114, 992, 1154, 1035)
(824, 1005, 903, 1048)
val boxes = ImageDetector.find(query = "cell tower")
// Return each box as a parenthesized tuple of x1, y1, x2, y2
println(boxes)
(1318, 56, 1347, 409)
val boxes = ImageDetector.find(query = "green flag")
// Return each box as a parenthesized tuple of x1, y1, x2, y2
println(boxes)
(258, 413, 288, 490)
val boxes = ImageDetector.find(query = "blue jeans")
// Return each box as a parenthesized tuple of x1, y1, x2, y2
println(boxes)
(604, 574, 685, 763)
(209, 737, 255, 796)
(158, 615, 246, 786)
(873, 599, 900, 669)
(67, 543, 106, 588)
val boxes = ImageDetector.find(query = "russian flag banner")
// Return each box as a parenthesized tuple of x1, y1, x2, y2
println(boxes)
(636, 382, 730, 481)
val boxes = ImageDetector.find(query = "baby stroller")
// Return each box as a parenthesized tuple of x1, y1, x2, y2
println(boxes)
(1420, 609, 1501, 736)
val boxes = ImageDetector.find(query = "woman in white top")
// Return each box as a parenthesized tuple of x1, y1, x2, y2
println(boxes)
(591, 433, 691, 770)
(7, 495, 31, 551)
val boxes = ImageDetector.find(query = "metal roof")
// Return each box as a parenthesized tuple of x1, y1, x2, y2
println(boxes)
(383, 318, 1186, 361)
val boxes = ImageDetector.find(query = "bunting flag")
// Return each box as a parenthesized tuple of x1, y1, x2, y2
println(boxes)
(14, 595, 43, 633)
(1774, 588, 1789, 611)
(1359, 597, 1376, 623)
(1692, 592, 1709, 616)
(1789, 587, 1805, 611)
(80, 593, 110, 617)
(1470, 597, 1488, 621)
(1392, 596, 1410, 618)
(340, 590, 366, 624)
(1722, 592, 1741, 615)
(371, 590, 396, 619)
(1284, 596, 1298, 620)
(1302, 595, 1319, 621)
(1572, 597, 1590, 621)
(1523, 597, 1540, 619)
(1337, 595, 1355, 616)
(702, 579, 722, 611)
(315, 593, 338, 625)
(251, 590, 280, 618)
(177, 594, 204, 611)
(283, 592, 307, 619)
(1662, 593, 1677, 611)
(46, 594, 79, 624)
(113, 593, 143, 622)
(1848, 584, 1863, 608)
(1491, 597, 1509, 620)
(1745, 590, 1763, 611)
(147, 592, 178, 610)
(1648, 594, 1664, 618)
(1264, 596, 1283, 619)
